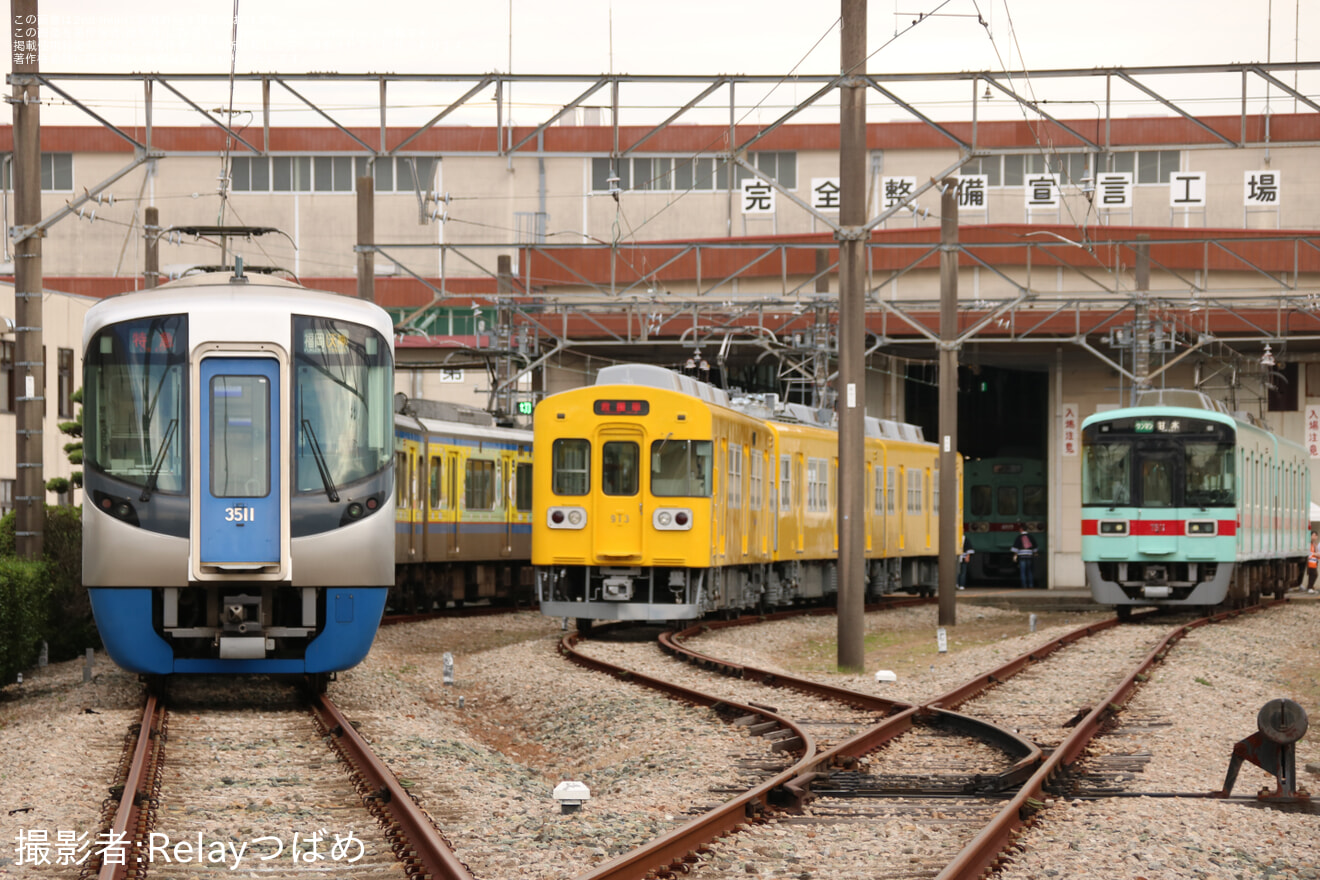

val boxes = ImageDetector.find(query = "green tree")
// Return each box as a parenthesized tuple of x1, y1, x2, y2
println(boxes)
(46, 386, 82, 499)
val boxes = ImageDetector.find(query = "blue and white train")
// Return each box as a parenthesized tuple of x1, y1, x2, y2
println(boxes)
(83, 267, 395, 686)
(1081, 389, 1309, 616)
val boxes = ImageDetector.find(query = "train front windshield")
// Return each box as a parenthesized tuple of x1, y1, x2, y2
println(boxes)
(1081, 417, 1235, 508)
(84, 315, 188, 493)
(294, 316, 392, 491)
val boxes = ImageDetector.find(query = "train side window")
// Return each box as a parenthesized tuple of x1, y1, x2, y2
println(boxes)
(750, 453, 762, 509)
(887, 466, 897, 514)
(429, 455, 443, 509)
(873, 466, 883, 514)
(728, 445, 743, 508)
(465, 459, 496, 509)
(552, 438, 590, 495)
(1023, 485, 1046, 517)
(970, 485, 992, 516)
(516, 462, 533, 511)
(933, 468, 939, 515)
(997, 486, 1019, 517)
(780, 455, 791, 508)
(395, 451, 409, 508)
(602, 441, 639, 496)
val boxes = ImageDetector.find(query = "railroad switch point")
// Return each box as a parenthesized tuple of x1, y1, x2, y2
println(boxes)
(1215, 698, 1311, 803)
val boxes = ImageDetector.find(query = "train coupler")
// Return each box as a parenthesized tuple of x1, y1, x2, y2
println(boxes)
(1214, 698, 1311, 803)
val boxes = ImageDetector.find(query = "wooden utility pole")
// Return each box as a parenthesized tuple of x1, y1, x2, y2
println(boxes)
(144, 207, 160, 288)
(836, 0, 866, 673)
(12, 0, 43, 559)
(938, 180, 959, 627)
(356, 173, 375, 302)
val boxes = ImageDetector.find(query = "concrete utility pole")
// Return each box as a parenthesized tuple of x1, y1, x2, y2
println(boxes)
(12, 0, 43, 559)
(144, 207, 160, 288)
(356, 173, 375, 302)
(938, 180, 959, 627)
(836, 0, 866, 673)
(1130, 233, 1151, 405)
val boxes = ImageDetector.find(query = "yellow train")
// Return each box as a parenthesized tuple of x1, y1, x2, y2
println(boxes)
(533, 364, 959, 630)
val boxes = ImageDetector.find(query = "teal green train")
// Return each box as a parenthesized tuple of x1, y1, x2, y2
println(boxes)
(1081, 389, 1310, 617)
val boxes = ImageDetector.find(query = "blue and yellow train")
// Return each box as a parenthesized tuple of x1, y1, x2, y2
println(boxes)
(393, 401, 534, 611)
(532, 364, 958, 630)
(1081, 389, 1309, 616)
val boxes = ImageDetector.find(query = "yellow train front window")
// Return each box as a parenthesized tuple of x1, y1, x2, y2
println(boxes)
(552, 439, 590, 495)
(650, 439, 712, 497)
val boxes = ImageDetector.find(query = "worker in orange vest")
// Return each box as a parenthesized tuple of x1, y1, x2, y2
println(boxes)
(1303, 531, 1319, 594)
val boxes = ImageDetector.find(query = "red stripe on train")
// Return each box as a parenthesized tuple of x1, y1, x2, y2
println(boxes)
(1080, 519, 1238, 536)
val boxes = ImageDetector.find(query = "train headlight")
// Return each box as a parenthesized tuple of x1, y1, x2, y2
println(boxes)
(1187, 520, 1216, 535)
(653, 508, 694, 530)
(1099, 520, 1128, 534)
(547, 507, 587, 529)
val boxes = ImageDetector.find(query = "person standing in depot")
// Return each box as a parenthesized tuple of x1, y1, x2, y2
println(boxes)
(1011, 524, 1036, 590)
(1303, 531, 1319, 594)
(957, 533, 973, 591)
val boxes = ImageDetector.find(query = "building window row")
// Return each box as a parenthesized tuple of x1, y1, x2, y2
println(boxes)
(0, 342, 75, 416)
(591, 151, 797, 194)
(230, 155, 438, 194)
(961, 149, 1180, 187)
(1, 153, 74, 192)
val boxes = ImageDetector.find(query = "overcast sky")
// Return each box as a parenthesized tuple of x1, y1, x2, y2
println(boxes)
(10, 1, 1315, 125)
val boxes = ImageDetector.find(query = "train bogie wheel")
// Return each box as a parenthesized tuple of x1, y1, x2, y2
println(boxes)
(1115, 605, 1133, 622)
(575, 617, 592, 636)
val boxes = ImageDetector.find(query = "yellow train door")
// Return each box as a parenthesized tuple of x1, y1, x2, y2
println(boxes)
(594, 426, 644, 561)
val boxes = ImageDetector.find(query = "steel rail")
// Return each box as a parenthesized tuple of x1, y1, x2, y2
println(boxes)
(560, 626, 822, 880)
(564, 599, 1036, 880)
(97, 693, 165, 880)
(309, 694, 476, 880)
(934, 600, 1282, 880)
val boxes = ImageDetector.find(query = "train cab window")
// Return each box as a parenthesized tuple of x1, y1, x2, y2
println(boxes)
(1184, 441, 1235, 507)
(602, 441, 639, 496)
(650, 439, 712, 497)
(996, 486, 1018, 517)
(429, 456, 443, 509)
(1141, 459, 1173, 508)
(83, 314, 187, 493)
(515, 462, 533, 511)
(970, 485, 992, 516)
(1023, 485, 1046, 517)
(1082, 442, 1131, 506)
(293, 316, 392, 493)
(552, 439, 590, 495)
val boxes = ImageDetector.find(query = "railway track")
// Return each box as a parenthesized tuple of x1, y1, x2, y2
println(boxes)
(84, 682, 473, 880)
(557, 601, 1293, 879)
